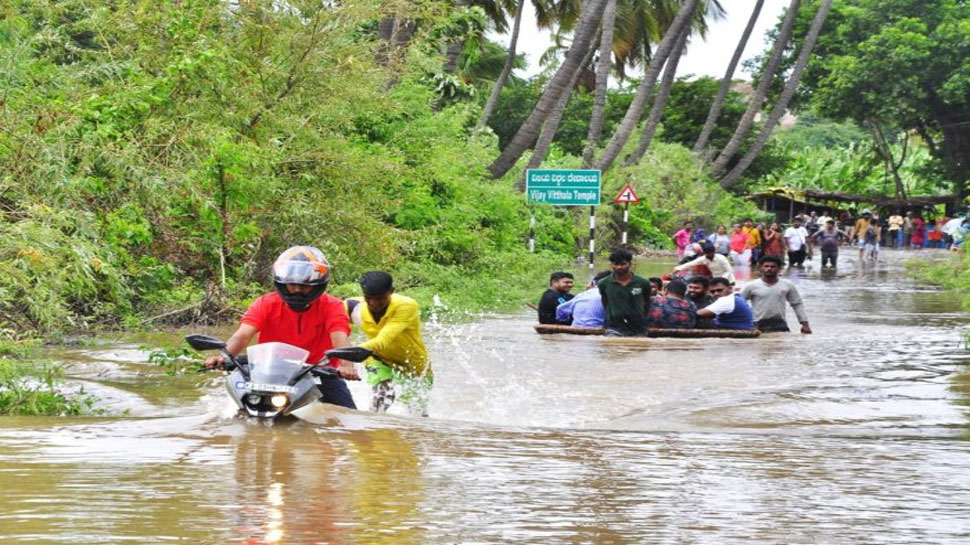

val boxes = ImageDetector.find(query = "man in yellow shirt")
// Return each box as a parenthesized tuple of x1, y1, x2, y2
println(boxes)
(742, 219, 762, 266)
(346, 271, 432, 416)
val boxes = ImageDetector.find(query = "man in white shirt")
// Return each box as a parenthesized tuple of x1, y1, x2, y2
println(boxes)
(783, 218, 810, 267)
(672, 243, 736, 285)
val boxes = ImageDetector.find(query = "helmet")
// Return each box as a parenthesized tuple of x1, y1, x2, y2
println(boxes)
(272, 246, 331, 311)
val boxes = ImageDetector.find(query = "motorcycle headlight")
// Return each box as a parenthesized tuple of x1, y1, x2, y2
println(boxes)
(270, 394, 288, 408)
(245, 394, 263, 405)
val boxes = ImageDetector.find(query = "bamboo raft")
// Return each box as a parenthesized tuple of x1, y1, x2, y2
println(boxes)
(534, 324, 761, 338)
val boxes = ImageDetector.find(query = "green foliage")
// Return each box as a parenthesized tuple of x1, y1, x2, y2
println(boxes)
(774, 115, 869, 150)
(488, 80, 634, 156)
(909, 250, 970, 315)
(0, 358, 97, 416)
(148, 346, 203, 376)
(605, 142, 769, 247)
(663, 77, 746, 151)
(783, 0, 970, 195)
(760, 138, 948, 197)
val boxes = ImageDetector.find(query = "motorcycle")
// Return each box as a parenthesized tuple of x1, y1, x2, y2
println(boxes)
(185, 334, 372, 419)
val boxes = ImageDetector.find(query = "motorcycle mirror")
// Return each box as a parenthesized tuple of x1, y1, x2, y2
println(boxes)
(185, 334, 227, 351)
(325, 346, 373, 363)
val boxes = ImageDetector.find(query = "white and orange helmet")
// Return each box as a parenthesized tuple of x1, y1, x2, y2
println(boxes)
(272, 246, 331, 311)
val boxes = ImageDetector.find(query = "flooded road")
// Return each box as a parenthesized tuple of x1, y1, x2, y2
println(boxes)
(3, 251, 970, 543)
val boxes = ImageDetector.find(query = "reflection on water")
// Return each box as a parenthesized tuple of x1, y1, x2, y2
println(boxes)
(2, 251, 970, 543)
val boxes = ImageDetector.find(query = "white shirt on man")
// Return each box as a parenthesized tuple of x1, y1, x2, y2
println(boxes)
(783, 226, 809, 252)
(673, 253, 736, 284)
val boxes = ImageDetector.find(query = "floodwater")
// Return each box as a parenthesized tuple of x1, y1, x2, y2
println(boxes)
(3, 251, 970, 544)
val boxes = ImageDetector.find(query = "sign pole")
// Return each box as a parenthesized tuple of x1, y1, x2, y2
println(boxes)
(589, 205, 596, 281)
(613, 183, 640, 249)
(622, 203, 629, 245)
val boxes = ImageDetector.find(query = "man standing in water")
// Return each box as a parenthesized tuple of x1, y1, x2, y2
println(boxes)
(203, 246, 358, 409)
(598, 248, 652, 336)
(783, 217, 810, 267)
(346, 271, 432, 416)
(537, 272, 574, 324)
(742, 256, 812, 334)
(672, 221, 694, 258)
(810, 219, 847, 268)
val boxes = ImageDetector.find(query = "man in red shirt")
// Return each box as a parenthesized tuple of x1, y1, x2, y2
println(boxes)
(204, 246, 359, 409)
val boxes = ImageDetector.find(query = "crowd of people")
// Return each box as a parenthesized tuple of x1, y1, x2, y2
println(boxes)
(538, 250, 810, 336)
(537, 206, 970, 335)
(670, 210, 970, 269)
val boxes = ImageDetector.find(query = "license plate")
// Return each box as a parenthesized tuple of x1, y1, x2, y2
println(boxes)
(240, 382, 297, 394)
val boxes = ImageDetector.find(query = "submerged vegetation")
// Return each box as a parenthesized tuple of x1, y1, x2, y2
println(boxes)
(0, 339, 95, 415)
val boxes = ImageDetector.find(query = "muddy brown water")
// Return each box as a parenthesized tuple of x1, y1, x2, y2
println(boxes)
(3, 252, 970, 543)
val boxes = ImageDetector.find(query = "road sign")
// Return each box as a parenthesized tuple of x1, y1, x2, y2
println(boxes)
(525, 169, 601, 206)
(614, 184, 640, 204)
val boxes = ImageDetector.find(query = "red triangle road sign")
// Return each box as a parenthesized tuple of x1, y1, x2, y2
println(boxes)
(614, 184, 640, 204)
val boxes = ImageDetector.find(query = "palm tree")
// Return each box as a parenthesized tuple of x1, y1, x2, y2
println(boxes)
(718, 0, 833, 189)
(710, 0, 800, 177)
(477, 0, 527, 129)
(581, 0, 617, 167)
(487, 0, 608, 179)
(593, 0, 700, 173)
(692, 0, 764, 156)
(519, 41, 599, 188)
(623, 22, 689, 166)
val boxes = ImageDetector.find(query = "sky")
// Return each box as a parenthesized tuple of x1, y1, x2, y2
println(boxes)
(494, 0, 790, 80)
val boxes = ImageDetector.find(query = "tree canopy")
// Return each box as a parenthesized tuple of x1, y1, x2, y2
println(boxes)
(790, 0, 970, 196)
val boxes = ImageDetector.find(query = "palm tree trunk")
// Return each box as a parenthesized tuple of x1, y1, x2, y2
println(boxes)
(710, 0, 800, 177)
(487, 0, 608, 179)
(623, 25, 689, 166)
(581, 0, 617, 167)
(517, 43, 599, 189)
(593, 0, 700, 173)
(719, 0, 833, 189)
(443, 0, 470, 75)
(692, 0, 765, 156)
(477, 0, 526, 130)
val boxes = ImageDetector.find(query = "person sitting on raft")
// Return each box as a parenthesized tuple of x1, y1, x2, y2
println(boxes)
(695, 277, 755, 330)
(648, 277, 663, 297)
(598, 249, 653, 337)
(537, 271, 574, 325)
(556, 271, 611, 327)
(646, 279, 697, 329)
(672, 242, 736, 284)
(686, 276, 717, 328)
(741, 255, 812, 334)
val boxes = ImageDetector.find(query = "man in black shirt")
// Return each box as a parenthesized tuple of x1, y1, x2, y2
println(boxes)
(537, 271, 575, 324)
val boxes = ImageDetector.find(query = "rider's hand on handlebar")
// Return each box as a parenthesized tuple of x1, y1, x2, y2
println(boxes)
(337, 361, 360, 381)
(203, 355, 226, 370)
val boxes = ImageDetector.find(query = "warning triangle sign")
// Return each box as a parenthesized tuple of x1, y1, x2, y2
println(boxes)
(614, 184, 640, 204)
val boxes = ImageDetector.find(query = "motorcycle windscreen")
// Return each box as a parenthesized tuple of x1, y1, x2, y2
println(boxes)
(246, 342, 309, 384)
